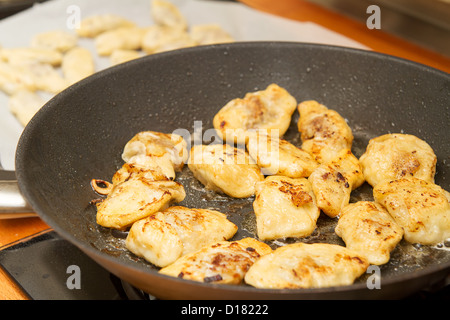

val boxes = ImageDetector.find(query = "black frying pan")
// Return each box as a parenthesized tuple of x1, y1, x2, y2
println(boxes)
(9, 42, 450, 299)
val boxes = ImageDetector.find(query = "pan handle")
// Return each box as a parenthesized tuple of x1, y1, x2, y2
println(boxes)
(0, 170, 37, 219)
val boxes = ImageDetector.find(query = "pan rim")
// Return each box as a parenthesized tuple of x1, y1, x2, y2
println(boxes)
(15, 41, 450, 298)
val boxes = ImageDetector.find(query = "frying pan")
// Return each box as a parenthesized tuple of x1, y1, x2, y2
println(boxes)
(3, 42, 450, 299)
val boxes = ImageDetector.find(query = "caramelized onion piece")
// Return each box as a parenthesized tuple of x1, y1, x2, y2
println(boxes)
(91, 179, 113, 195)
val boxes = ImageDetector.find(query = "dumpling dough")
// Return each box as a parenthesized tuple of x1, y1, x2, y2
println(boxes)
(151, 0, 188, 30)
(122, 131, 188, 180)
(246, 131, 318, 177)
(213, 84, 297, 145)
(95, 177, 185, 229)
(335, 201, 403, 265)
(0, 61, 36, 95)
(8, 89, 45, 126)
(373, 177, 450, 245)
(76, 14, 136, 38)
(188, 144, 264, 198)
(141, 25, 195, 54)
(31, 30, 78, 53)
(297, 100, 353, 164)
(253, 176, 320, 240)
(126, 206, 238, 267)
(245, 242, 369, 289)
(0, 51, 66, 95)
(308, 149, 365, 218)
(159, 237, 272, 284)
(112, 154, 171, 184)
(62, 47, 95, 85)
(0, 47, 63, 66)
(110, 49, 142, 66)
(190, 24, 234, 45)
(359, 133, 437, 187)
(95, 26, 145, 56)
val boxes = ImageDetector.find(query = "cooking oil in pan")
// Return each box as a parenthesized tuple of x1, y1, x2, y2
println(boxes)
(96, 123, 450, 287)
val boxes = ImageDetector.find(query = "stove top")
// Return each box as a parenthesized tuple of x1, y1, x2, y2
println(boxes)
(0, 231, 448, 300)
(0, 231, 155, 300)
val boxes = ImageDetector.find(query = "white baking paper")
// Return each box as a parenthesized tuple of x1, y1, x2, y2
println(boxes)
(0, 0, 367, 169)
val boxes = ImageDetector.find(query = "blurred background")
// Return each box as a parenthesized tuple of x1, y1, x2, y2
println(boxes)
(0, 0, 47, 19)
(307, 0, 450, 57)
(1, 0, 449, 56)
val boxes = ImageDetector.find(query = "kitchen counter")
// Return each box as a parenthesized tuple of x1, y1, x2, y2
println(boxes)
(0, 217, 50, 299)
(0, 0, 449, 300)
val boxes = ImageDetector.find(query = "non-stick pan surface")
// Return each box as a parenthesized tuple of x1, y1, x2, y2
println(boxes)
(15, 42, 450, 299)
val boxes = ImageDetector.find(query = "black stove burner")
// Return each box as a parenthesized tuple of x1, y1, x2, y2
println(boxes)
(0, 231, 448, 300)
(119, 279, 157, 300)
(0, 231, 150, 300)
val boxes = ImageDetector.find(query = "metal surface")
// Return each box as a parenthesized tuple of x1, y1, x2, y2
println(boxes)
(307, 0, 450, 56)
(0, 230, 127, 299)
(12, 42, 450, 299)
(0, 170, 35, 218)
